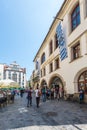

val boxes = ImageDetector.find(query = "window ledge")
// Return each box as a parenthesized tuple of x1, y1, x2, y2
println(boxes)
(69, 55, 83, 63)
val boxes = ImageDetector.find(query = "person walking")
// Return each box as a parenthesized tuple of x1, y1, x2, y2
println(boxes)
(20, 89, 24, 98)
(27, 87, 32, 107)
(56, 86, 60, 101)
(35, 86, 41, 108)
(41, 87, 46, 102)
(79, 87, 84, 104)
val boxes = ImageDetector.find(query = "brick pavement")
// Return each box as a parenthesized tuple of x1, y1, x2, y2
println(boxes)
(0, 93, 87, 130)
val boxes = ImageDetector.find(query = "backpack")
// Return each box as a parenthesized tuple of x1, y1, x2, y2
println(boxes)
(27, 90, 31, 97)
(38, 90, 41, 97)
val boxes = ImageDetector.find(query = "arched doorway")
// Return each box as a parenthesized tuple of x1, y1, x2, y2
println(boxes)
(49, 76, 63, 88)
(78, 70, 87, 93)
(40, 80, 47, 88)
(49, 76, 64, 98)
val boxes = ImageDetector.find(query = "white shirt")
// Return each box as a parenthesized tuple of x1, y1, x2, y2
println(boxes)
(35, 89, 39, 97)
(0, 93, 4, 98)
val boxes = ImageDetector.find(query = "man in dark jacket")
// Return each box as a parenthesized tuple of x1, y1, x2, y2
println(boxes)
(27, 87, 32, 107)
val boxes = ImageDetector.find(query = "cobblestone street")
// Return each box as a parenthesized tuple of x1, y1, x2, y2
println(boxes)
(0, 93, 87, 130)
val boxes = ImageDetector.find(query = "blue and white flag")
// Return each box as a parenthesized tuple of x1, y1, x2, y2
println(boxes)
(56, 22, 67, 61)
(36, 59, 40, 75)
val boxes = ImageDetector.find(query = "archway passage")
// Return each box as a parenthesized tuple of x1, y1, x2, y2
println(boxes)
(49, 76, 63, 88)
(78, 70, 87, 93)
(49, 76, 64, 98)
(40, 80, 47, 88)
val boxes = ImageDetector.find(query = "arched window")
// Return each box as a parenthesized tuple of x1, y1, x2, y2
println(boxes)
(78, 71, 87, 93)
(41, 53, 45, 64)
(71, 4, 80, 31)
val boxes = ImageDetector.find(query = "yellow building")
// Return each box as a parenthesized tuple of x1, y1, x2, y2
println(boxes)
(33, 0, 87, 102)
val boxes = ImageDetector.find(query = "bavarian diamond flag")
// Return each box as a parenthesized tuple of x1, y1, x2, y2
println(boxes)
(56, 22, 67, 61)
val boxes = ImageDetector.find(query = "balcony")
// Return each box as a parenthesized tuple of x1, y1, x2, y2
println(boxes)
(32, 75, 40, 83)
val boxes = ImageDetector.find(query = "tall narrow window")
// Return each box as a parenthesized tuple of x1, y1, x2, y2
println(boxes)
(36, 61, 38, 70)
(55, 58, 59, 70)
(54, 34, 58, 50)
(4, 71, 6, 79)
(41, 70, 42, 77)
(41, 53, 45, 64)
(43, 67, 46, 76)
(71, 4, 80, 31)
(49, 40, 53, 55)
(8, 71, 11, 79)
(12, 73, 17, 82)
(85, 0, 87, 18)
(49, 63, 53, 73)
(72, 43, 80, 60)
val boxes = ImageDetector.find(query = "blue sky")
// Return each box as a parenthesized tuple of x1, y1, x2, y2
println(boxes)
(0, 0, 64, 80)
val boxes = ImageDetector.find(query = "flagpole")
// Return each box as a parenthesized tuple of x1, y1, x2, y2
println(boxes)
(53, 17, 63, 21)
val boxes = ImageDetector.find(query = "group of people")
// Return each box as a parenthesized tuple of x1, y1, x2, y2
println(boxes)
(0, 89, 16, 107)
(26, 86, 41, 108)
(0, 86, 84, 108)
(26, 86, 64, 108)
(26, 86, 85, 108)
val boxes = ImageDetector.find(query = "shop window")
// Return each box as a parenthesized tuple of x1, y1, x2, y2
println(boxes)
(71, 4, 80, 31)
(78, 71, 87, 93)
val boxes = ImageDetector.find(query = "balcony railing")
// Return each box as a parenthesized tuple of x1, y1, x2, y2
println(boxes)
(32, 75, 40, 83)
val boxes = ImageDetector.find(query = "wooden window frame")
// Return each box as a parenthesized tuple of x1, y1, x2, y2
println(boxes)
(78, 71, 87, 94)
(54, 34, 58, 50)
(71, 4, 80, 31)
(72, 43, 80, 60)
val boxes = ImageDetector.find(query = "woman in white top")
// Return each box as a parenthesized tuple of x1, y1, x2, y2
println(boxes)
(35, 87, 40, 108)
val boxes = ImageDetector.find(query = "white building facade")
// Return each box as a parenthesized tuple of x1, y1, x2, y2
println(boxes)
(0, 61, 26, 88)
(33, 0, 87, 102)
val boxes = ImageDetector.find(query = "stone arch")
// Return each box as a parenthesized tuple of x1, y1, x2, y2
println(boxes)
(74, 67, 87, 93)
(48, 73, 65, 88)
(70, 1, 79, 15)
(40, 79, 47, 88)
